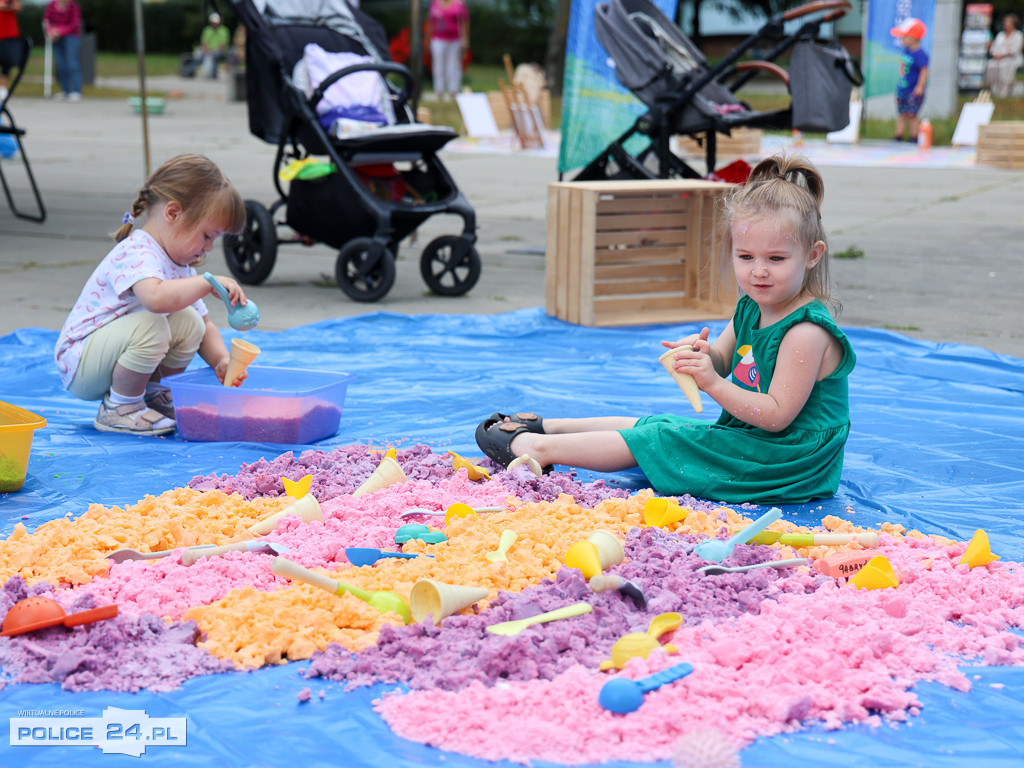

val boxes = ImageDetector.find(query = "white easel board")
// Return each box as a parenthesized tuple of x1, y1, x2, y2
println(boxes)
(951, 102, 995, 146)
(826, 101, 863, 144)
(455, 93, 500, 138)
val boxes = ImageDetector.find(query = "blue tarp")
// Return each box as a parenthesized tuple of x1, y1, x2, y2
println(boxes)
(2, 309, 1024, 766)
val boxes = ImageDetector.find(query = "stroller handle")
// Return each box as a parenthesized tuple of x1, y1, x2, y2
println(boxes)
(309, 61, 414, 114)
(782, 0, 851, 22)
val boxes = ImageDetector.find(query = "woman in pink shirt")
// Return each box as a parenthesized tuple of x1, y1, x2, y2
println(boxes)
(42, 0, 81, 100)
(427, 0, 468, 102)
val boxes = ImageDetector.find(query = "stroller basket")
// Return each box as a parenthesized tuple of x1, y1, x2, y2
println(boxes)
(577, 0, 860, 181)
(223, 0, 479, 303)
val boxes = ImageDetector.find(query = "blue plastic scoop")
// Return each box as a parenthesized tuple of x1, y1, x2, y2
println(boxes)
(204, 272, 260, 331)
(599, 662, 694, 713)
(693, 507, 782, 563)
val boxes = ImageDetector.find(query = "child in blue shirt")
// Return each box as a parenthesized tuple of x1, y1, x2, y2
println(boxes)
(891, 17, 929, 142)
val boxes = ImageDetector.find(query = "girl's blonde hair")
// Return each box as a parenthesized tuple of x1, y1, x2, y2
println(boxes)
(115, 154, 246, 264)
(720, 153, 836, 310)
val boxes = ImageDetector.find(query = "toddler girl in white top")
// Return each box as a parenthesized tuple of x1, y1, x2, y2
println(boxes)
(55, 154, 248, 435)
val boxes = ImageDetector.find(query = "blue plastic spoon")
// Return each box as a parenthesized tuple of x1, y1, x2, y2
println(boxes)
(204, 272, 260, 331)
(693, 507, 782, 563)
(345, 547, 433, 567)
(599, 662, 695, 713)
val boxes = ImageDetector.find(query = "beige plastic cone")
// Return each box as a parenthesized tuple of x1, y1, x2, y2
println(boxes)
(224, 338, 261, 387)
(658, 346, 702, 413)
(248, 494, 323, 536)
(353, 456, 407, 497)
(588, 530, 625, 569)
(410, 579, 489, 625)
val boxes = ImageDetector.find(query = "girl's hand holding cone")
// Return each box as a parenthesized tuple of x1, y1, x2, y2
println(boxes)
(223, 338, 261, 387)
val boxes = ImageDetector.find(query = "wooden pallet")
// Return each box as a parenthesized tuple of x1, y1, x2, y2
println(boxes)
(545, 180, 736, 327)
(976, 121, 1024, 169)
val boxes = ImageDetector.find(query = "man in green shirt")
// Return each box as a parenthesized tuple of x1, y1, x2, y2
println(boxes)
(200, 12, 230, 79)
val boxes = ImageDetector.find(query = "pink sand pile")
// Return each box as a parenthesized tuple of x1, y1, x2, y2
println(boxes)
(1, 443, 1022, 766)
(375, 535, 1024, 765)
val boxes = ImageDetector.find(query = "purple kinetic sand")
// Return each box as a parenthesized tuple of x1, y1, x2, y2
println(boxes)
(305, 526, 818, 693)
(0, 577, 232, 692)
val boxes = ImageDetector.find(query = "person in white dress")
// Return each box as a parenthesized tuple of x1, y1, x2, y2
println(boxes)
(985, 14, 1023, 97)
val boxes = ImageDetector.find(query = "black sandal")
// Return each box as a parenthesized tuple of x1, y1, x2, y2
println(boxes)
(490, 411, 545, 434)
(475, 416, 533, 467)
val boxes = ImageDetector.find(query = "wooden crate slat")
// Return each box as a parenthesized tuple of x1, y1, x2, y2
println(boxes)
(594, 278, 691, 296)
(576, 188, 596, 325)
(595, 248, 688, 265)
(595, 262, 687, 281)
(595, 212, 692, 231)
(594, 196, 694, 215)
(594, 231, 690, 249)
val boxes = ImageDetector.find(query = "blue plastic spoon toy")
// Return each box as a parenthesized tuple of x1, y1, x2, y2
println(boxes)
(599, 662, 694, 714)
(693, 507, 782, 563)
(204, 272, 260, 331)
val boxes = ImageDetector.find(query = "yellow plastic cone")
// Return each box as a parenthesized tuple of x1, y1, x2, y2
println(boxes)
(565, 540, 602, 579)
(224, 338, 261, 387)
(849, 555, 899, 590)
(353, 456, 407, 497)
(659, 346, 702, 413)
(410, 579, 489, 625)
(960, 529, 1000, 569)
(643, 497, 689, 528)
(449, 451, 491, 481)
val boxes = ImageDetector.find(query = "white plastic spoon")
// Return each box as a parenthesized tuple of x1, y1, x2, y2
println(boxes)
(699, 557, 809, 576)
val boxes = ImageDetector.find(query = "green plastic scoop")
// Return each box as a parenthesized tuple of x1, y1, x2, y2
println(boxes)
(271, 557, 411, 624)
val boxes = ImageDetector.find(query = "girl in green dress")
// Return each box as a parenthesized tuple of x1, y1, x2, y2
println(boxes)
(475, 154, 856, 504)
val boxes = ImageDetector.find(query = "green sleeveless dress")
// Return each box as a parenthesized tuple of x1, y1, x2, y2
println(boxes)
(620, 296, 856, 504)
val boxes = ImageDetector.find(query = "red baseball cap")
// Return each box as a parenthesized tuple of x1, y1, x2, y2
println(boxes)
(891, 17, 927, 40)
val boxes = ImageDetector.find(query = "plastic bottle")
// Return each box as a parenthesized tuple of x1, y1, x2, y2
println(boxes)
(917, 119, 933, 150)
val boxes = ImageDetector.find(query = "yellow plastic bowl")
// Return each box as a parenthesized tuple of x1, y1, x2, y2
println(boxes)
(0, 400, 47, 493)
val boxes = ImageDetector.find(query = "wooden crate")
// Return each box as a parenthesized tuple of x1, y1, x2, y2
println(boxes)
(976, 122, 1024, 169)
(674, 128, 762, 159)
(545, 180, 736, 327)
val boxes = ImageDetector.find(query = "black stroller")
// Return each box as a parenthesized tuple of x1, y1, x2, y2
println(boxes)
(575, 0, 861, 181)
(224, 0, 478, 302)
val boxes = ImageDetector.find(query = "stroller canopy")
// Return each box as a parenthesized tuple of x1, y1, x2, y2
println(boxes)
(594, 0, 742, 135)
(231, 0, 392, 143)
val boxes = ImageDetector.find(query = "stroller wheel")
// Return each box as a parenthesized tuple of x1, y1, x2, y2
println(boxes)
(420, 236, 481, 297)
(335, 238, 396, 302)
(223, 200, 277, 285)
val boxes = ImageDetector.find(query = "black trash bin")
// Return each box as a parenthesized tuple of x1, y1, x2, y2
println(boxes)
(79, 24, 96, 87)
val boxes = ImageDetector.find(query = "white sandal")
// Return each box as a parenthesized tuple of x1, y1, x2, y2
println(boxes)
(94, 398, 176, 436)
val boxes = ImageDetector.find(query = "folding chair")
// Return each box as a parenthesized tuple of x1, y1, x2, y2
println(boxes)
(0, 36, 46, 223)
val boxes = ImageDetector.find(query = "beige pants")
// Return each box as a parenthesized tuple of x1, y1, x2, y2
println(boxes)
(68, 309, 205, 401)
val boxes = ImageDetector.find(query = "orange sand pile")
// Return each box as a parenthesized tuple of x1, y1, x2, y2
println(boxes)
(0, 488, 288, 586)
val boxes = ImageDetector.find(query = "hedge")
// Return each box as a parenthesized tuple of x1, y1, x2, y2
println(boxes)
(14, 1, 550, 67)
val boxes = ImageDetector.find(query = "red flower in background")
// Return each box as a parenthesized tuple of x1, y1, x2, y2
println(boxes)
(388, 26, 472, 70)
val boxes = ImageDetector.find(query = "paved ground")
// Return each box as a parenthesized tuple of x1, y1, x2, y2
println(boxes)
(2, 74, 1023, 358)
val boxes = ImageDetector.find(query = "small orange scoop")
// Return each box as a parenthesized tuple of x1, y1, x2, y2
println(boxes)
(1, 596, 118, 637)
